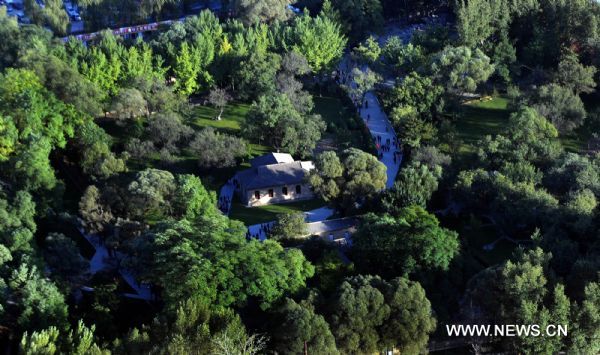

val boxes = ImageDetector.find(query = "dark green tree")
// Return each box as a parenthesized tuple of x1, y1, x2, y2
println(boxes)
(272, 299, 339, 354)
(382, 162, 442, 212)
(352, 206, 460, 276)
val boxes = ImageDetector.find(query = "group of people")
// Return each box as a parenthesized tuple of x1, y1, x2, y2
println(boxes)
(218, 178, 240, 214)
(245, 222, 274, 240)
(218, 195, 231, 214)
(334, 68, 349, 86)
(374, 134, 402, 163)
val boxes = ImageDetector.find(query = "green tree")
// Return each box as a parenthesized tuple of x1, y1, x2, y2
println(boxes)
(173, 42, 201, 95)
(0, 69, 82, 191)
(289, 13, 347, 73)
(532, 83, 587, 133)
(79, 185, 114, 234)
(20, 327, 60, 355)
(110, 88, 148, 123)
(23, 54, 104, 117)
(430, 46, 494, 95)
(0, 190, 36, 258)
(189, 128, 248, 169)
(569, 282, 600, 354)
(391, 108, 437, 149)
(243, 93, 325, 157)
(352, 207, 460, 276)
(344, 67, 380, 105)
(477, 107, 561, 167)
(455, 0, 508, 48)
(145, 111, 193, 154)
(173, 174, 217, 220)
(352, 36, 381, 65)
(382, 162, 442, 212)
(555, 50, 597, 94)
(235, 52, 281, 100)
(329, 275, 436, 353)
(272, 299, 339, 354)
(270, 212, 308, 240)
(133, 218, 314, 310)
(7, 263, 68, 332)
(308, 150, 343, 202)
(491, 31, 517, 84)
(233, 0, 292, 24)
(208, 87, 231, 121)
(309, 149, 387, 210)
(381, 277, 437, 354)
(384, 72, 444, 120)
(25, 0, 70, 35)
(44, 233, 89, 287)
(331, 0, 384, 39)
(0, 8, 19, 69)
(81, 47, 122, 98)
(127, 168, 176, 218)
(382, 40, 425, 74)
(76, 121, 127, 179)
(330, 276, 390, 353)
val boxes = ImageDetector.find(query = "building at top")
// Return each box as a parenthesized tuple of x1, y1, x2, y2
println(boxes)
(234, 153, 315, 207)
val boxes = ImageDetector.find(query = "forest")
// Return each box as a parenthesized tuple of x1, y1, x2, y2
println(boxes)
(0, 0, 599, 354)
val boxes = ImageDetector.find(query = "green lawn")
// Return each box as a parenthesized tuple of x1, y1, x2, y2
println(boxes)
(229, 198, 326, 226)
(451, 97, 511, 168)
(189, 102, 250, 132)
(456, 97, 511, 146)
(188, 102, 271, 157)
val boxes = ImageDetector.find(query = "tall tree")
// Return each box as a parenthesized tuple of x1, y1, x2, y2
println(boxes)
(430, 46, 494, 95)
(289, 13, 347, 73)
(331, 0, 384, 39)
(329, 275, 436, 354)
(233, 0, 293, 25)
(189, 128, 248, 169)
(532, 84, 587, 133)
(555, 50, 597, 95)
(270, 212, 308, 240)
(309, 149, 387, 210)
(172, 43, 201, 95)
(243, 93, 325, 157)
(272, 299, 339, 354)
(382, 162, 442, 212)
(208, 88, 231, 121)
(352, 206, 460, 277)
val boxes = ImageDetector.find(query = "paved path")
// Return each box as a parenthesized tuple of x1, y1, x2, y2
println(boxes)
(361, 92, 402, 188)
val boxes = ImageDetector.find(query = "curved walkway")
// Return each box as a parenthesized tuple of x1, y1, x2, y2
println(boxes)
(361, 91, 402, 188)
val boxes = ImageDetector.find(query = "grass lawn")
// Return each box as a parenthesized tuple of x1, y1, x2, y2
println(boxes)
(455, 96, 510, 147)
(450, 96, 511, 169)
(229, 198, 326, 226)
(188, 102, 271, 157)
(189, 102, 250, 133)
